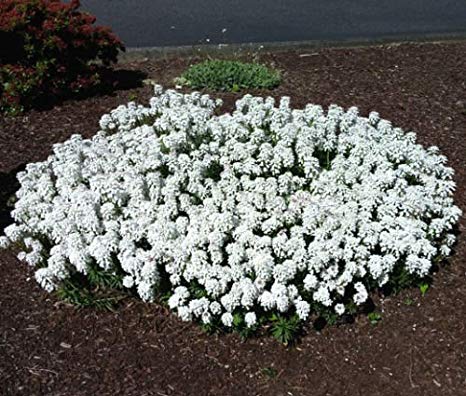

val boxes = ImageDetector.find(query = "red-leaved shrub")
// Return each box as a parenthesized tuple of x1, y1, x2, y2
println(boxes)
(0, 0, 125, 113)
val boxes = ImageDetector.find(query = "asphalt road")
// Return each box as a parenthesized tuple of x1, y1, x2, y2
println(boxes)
(80, 0, 466, 47)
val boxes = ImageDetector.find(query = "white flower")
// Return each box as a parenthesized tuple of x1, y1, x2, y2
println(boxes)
(259, 290, 275, 310)
(221, 312, 234, 327)
(353, 282, 368, 305)
(304, 274, 318, 291)
(335, 303, 345, 315)
(210, 301, 222, 315)
(34, 268, 56, 292)
(295, 300, 310, 320)
(17, 251, 27, 261)
(177, 306, 192, 322)
(137, 281, 154, 302)
(313, 286, 332, 307)
(1, 86, 460, 330)
(4, 224, 23, 242)
(0, 236, 10, 249)
(245, 312, 257, 327)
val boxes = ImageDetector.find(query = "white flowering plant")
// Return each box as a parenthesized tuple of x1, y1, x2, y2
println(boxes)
(1, 86, 461, 342)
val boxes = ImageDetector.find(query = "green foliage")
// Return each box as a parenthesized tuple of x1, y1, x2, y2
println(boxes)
(55, 262, 125, 310)
(231, 312, 257, 339)
(314, 148, 337, 170)
(177, 59, 281, 92)
(269, 313, 301, 345)
(419, 282, 429, 297)
(56, 278, 123, 310)
(188, 280, 209, 299)
(200, 322, 215, 334)
(261, 367, 278, 379)
(367, 311, 382, 325)
(321, 309, 339, 326)
(345, 301, 358, 316)
(86, 262, 124, 289)
(127, 92, 138, 102)
(404, 297, 414, 306)
(384, 264, 419, 295)
(203, 161, 224, 181)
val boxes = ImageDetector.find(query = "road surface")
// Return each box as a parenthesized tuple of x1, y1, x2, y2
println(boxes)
(80, 0, 466, 47)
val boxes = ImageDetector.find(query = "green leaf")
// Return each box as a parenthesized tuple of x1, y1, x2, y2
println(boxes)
(367, 312, 382, 325)
(270, 314, 301, 345)
(419, 283, 429, 297)
(404, 297, 414, 306)
(233, 313, 243, 327)
(261, 367, 278, 379)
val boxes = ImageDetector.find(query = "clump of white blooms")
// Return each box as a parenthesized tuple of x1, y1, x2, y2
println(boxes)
(1, 86, 461, 327)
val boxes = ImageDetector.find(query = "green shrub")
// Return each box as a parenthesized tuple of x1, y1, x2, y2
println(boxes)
(177, 59, 280, 91)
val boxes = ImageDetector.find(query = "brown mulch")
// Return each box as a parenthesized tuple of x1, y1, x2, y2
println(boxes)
(1, 41, 466, 396)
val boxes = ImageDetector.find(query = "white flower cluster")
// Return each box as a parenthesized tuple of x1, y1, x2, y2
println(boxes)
(1, 86, 461, 327)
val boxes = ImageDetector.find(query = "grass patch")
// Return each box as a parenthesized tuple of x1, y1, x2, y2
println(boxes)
(176, 59, 280, 92)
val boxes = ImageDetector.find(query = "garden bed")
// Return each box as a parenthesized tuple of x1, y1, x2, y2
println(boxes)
(1, 41, 465, 396)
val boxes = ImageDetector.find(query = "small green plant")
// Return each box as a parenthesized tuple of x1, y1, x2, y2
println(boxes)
(128, 92, 138, 102)
(367, 312, 382, 325)
(384, 265, 421, 295)
(200, 320, 220, 335)
(404, 297, 414, 306)
(86, 262, 124, 289)
(270, 313, 301, 345)
(261, 367, 278, 379)
(231, 312, 257, 339)
(176, 59, 280, 92)
(56, 279, 123, 310)
(419, 282, 429, 297)
(55, 262, 126, 310)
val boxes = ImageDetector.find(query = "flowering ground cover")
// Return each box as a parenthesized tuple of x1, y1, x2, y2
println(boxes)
(1, 41, 465, 395)
(1, 86, 461, 340)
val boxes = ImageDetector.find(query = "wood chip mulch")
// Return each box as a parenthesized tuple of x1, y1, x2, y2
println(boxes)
(0, 41, 465, 396)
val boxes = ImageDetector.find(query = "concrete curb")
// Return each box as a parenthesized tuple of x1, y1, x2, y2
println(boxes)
(118, 31, 466, 62)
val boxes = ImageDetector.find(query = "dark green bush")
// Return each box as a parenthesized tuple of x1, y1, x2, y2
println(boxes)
(178, 59, 281, 91)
